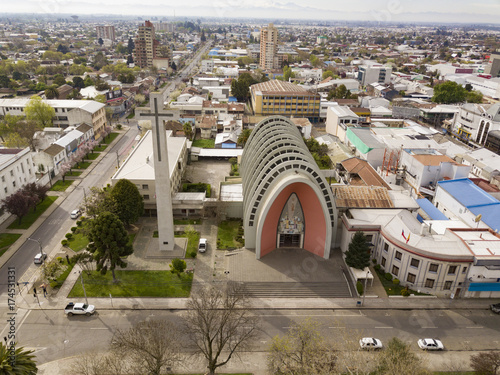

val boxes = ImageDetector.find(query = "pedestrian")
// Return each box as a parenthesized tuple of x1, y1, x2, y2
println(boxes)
(42, 285, 47, 297)
(66, 254, 70, 264)
(33, 287, 37, 295)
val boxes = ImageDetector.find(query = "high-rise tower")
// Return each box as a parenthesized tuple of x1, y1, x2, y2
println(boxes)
(134, 20, 159, 68)
(259, 23, 279, 70)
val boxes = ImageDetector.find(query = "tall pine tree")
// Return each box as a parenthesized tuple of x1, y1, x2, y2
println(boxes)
(345, 231, 370, 270)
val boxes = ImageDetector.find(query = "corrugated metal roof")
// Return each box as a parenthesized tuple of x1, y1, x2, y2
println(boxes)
(334, 185, 394, 208)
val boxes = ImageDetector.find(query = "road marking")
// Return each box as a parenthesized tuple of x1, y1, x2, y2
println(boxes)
(466, 326, 483, 329)
(90, 328, 109, 330)
(421, 326, 437, 329)
(374, 326, 393, 329)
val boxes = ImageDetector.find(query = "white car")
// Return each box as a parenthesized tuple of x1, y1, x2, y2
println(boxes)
(359, 337, 383, 349)
(64, 302, 96, 316)
(70, 209, 82, 219)
(418, 338, 444, 350)
(34, 253, 47, 264)
(198, 238, 207, 253)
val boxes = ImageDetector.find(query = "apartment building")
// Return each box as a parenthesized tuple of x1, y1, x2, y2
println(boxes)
(96, 25, 116, 41)
(0, 148, 36, 201)
(135, 20, 159, 68)
(259, 23, 279, 70)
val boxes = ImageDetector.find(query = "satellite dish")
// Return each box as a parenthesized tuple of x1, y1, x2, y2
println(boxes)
(474, 214, 482, 223)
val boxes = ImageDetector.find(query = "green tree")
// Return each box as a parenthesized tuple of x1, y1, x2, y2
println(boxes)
(110, 179, 144, 226)
(466, 90, 483, 103)
(72, 76, 85, 88)
(345, 231, 370, 270)
(268, 318, 337, 375)
(0, 342, 38, 374)
(183, 122, 193, 140)
(53, 75, 67, 86)
(432, 81, 466, 104)
(237, 128, 253, 147)
(169, 258, 187, 276)
(44, 86, 59, 99)
(25, 96, 55, 128)
(98, 37, 104, 46)
(81, 186, 117, 220)
(86, 212, 133, 282)
(376, 337, 430, 375)
(283, 65, 295, 81)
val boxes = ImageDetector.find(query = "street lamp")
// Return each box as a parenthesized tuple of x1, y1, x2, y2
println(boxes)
(27, 237, 44, 263)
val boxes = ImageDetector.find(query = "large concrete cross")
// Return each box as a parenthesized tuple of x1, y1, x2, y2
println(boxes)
(139, 91, 175, 251)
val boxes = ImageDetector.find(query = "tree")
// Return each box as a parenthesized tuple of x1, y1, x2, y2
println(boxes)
(183, 122, 193, 140)
(0, 342, 37, 374)
(231, 72, 258, 102)
(327, 84, 352, 100)
(169, 258, 187, 276)
(1, 190, 38, 224)
(345, 231, 370, 270)
(98, 37, 104, 46)
(432, 81, 466, 104)
(109, 179, 143, 226)
(74, 252, 96, 276)
(72, 76, 85, 88)
(53, 75, 67, 86)
(25, 95, 55, 128)
(127, 37, 135, 54)
(111, 320, 179, 375)
(237, 128, 252, 147)
(375, 337, 430, 375)
(268, 318, 337, 375)
(86, 212, 133, 282)
(171, 61, 177, 71)
(470, 351, 500, 375)
(23, 182, 48, 205)
(59, 162, 71, 182)
(183, 284, 259, 375)
(466, 90, 483, 103)
(0, 114, 42, 151)
(81, 186, 117, 220)
(45, 86, 59, 99)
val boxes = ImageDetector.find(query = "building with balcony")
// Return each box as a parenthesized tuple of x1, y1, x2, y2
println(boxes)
(134, 20, 159, 69)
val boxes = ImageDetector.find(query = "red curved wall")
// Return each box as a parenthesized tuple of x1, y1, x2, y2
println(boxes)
(260, 182, 327, 258)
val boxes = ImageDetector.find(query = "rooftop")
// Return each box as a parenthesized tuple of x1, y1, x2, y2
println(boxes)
(333, 185, 394, 208)
(250, 80, 318, 96)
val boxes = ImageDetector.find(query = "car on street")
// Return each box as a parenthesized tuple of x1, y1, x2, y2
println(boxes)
(64, 302, 96, 316)
(418, 338, 444, 350)
(34, 253, 47, 264)
(70, 209, 81, 219)
(198, 238, 207, 253)
(491, 303, 500, 314)
(359, 337, 383, 349)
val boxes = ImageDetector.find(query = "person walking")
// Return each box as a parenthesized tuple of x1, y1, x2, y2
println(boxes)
(41, 285, 47, 298)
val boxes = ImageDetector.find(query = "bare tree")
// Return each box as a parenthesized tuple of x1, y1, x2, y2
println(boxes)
(110, 319, 180, 375)
(470, 351, 500, 375)
(375, 337, 431, 375)
(70, 350, 128, 375)
(183, 283, 259, 375)
(80, 186, 116, 220)
(268, 318, 337, 375)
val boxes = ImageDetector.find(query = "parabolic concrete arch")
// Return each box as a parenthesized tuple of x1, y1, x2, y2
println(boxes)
(241, 116, 337, 259)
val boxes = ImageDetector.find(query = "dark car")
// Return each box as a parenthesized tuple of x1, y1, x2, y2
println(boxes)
(491, 303, 500, 314)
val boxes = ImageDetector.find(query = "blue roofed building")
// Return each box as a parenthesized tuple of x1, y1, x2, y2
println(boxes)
(435, 178, 500, 232)
(416, 198, 449, 222)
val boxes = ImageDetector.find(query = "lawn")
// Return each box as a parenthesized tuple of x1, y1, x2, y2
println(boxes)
(67, 232, 89, 252)
(192, 139, 215, 148)
(8, 196, 58, 230)
(153, 230, 199, 258)
(0, 233, 22, 257)
(50, 260, 76, 289)
(68, 270, 193, 298)
(217, 219, 244, 250)
(85, 152, 100, 160)
(374, 267, 430, 296)
(102, 132, 119, 144)
(64, 171, 82, 177)
(74, 161, 92, 169)
(50, 180, 73, 191)
(94, 145, 108, 152)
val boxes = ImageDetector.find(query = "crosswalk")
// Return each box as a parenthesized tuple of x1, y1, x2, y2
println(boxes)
(232, 282, 352, 298)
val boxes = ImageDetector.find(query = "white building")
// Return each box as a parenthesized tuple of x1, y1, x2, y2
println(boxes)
(201, 59, 215, 73)
(325, 105, 359, 143)
(357, 63, 392, 86)
(451, 103, 500, 146)
(0, 147, 36, 201)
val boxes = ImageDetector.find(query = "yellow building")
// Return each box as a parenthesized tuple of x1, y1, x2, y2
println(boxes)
(250, 80, 321, 122)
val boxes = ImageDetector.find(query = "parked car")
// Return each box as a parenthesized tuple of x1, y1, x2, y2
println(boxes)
(70, 209, 82, 219)
(34, 253, 47, 264)
(64, 302, 96, 316)
(491, 303, 500, 314)
(198, 238, 207, 253)
(359, 337, 383, 349)
(418, 338, 444, 350)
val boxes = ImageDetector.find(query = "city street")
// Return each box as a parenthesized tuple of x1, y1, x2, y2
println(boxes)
(14, 308, 500, 371)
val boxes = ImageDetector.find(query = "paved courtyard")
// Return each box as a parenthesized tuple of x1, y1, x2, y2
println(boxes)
(184, 159, 231, 199)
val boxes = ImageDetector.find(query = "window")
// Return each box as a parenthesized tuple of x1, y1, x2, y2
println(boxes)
(383, 243, 389, 252)
(462, 267, 467, 274)
(10, 170, 13, 177)
(381, 257, 386, 267)
(392, 265, 399, 276)
(395, 251, 402, 261)
(407, 273, 416, 283)
(443, 281, 452, 290)
(12, 181, 15, 187)
(143, 195, 150, 200)
(429, 263, 439, 273)
(410, 258, 420, 269)
(142, 184, 149, 190)
(425, 278, 435, 288)
(1, 176, 4, 182)
(448, 266, 457, 275)
(4, 187, 7, 193)
(365, 234, 373, 244)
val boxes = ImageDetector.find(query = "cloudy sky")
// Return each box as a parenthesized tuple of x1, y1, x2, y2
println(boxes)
(2, 0, 500, 24)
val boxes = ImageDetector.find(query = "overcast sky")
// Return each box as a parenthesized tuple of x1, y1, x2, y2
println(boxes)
(2, 0, 500, 24)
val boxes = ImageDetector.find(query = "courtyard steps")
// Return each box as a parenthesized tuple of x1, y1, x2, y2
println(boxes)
(231, 282, 352, 298)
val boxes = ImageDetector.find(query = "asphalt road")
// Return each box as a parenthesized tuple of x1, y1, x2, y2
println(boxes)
(0, 125, 140, 296)
(14, 308, 500, 368)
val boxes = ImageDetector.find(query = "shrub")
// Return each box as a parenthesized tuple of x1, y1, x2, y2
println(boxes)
(393, 278, 400, 285)
(385, 272, 393, 281)
(356, 280, 364, 296)
(65, 233, 73, 239)
(61, 240, 68, 246)
(116, 124, 122, 130)
(71, 226, 77, 232)
(189, 250, 197, 258)
(76, 220, 82, 226)
(372, 258, 377, 264)
(374, 264, 381, 272)
(401, 288, 410, 297)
